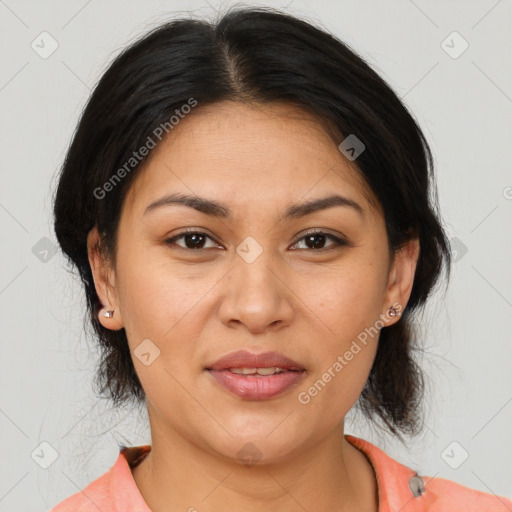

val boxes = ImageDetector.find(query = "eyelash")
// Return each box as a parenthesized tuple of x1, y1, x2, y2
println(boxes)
(164, 228, 347, 253)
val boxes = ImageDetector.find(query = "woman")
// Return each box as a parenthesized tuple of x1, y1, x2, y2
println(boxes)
(50, 6, 512, 511)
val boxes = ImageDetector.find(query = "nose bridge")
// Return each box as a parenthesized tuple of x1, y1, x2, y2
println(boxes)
(220, 235, 293, 332)
(233, 235, 281, 297)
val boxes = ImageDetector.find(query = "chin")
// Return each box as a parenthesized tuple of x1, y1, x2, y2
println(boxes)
(206, 432, 307, 468)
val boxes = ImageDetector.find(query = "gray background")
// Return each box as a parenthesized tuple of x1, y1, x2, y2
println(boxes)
(0, 0, 511, 510)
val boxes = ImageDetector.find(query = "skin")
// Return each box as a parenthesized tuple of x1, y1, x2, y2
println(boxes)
(88, 100, 419, 512)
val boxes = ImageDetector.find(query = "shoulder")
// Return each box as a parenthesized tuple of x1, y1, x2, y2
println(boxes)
(49, 465, 115, 512)
(345, 434, 512, 511)
(49, 445, 152, 512)
(422, 475, 512, 511)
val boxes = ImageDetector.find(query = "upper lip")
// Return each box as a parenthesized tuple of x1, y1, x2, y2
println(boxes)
(206, 350, 305, 371)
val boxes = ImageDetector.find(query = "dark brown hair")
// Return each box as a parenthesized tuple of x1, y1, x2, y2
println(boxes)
(53, 6, 451, 444)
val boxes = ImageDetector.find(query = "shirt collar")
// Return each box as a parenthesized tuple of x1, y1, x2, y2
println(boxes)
(345, 434, 429, 511)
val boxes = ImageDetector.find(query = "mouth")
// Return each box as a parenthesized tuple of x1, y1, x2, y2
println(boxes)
(205, 350, 306, 400)
(215, 367, 301, 376)
(205, 350, 305, 372)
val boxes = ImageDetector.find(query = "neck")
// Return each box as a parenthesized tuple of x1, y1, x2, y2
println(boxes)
(131, 414, 378, 512)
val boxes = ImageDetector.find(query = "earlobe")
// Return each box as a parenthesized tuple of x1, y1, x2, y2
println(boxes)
(87, 226, 124, 331)
(382, 238, 420, 325)
(98, 306, 124, 331)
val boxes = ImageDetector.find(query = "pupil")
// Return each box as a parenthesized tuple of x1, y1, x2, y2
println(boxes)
(306, 234, 325, 249)
(186, 234, 205, 249)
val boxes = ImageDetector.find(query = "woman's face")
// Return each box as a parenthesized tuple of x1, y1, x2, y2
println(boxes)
(89, 100, 418, 463)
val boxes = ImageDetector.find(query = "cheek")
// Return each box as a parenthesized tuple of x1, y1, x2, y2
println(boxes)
(296, 320, 379, 434)
(115, 249, 215, 371)
(302, 255, 386, 388)
(114, 261, 205, 407)
(316, 256, 388, 328)
(115, 242, 180, 326)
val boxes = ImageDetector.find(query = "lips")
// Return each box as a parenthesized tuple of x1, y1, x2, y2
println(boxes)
(205, 350, 305, 371)
(205, 350, 306, 400)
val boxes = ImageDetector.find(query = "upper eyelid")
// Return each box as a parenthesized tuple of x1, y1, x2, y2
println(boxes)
(294, 228, 347, 241)
(290, 231, 347, 248)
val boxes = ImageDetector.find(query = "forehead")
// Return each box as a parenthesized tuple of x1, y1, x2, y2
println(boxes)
(122, 100, 380, 218)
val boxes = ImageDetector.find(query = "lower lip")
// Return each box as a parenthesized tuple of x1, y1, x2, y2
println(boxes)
(206, 369, 306, 400)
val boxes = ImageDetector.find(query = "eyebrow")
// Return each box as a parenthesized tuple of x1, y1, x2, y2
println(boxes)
(144, 192, 365, 221)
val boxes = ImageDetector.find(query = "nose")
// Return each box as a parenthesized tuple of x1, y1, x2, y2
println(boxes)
(218, 248, 294, 335)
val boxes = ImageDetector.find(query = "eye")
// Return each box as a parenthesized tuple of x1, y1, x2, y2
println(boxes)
(291, 230, 347, 251)
(165, 229, 220, 251)
(165, 228, 348, 252)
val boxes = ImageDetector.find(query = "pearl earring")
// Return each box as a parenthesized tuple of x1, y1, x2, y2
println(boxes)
(103, 309, 115, 318)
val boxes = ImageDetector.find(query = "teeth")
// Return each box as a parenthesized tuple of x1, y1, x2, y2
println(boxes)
(229, 367, 285, 376)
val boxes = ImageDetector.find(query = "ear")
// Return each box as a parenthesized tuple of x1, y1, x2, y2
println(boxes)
(381, 238, 420, 326)
(87, 226, 124, 331)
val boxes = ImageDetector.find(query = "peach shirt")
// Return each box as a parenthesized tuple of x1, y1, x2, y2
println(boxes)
(50, 434, 512, 511)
